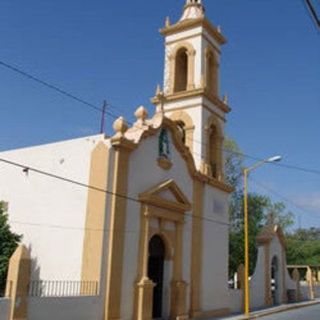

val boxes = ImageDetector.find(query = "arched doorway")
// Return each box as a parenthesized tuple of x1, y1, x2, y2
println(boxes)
(148, 235, 166, 318)
(271, 256, 280, 305)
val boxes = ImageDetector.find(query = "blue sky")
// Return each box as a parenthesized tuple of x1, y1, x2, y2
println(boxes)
(0, 0, 319, 228)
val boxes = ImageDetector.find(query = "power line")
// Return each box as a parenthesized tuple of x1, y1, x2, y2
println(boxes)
(0, 59, 139, 133)
(9, 220, 136, 234)
(2, 59, 320, 178)
(304, 0, 320, 29)
(249, 176, 319, 218)
(0, 59, 119, 121)
(186, 136, 320, 177)
(0, 157, 230, 228)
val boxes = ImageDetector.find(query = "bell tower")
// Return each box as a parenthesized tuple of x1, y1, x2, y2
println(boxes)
(152, 0, 230, 181)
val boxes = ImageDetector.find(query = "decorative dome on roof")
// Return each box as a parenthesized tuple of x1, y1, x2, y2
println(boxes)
(180, 0, 205, 21)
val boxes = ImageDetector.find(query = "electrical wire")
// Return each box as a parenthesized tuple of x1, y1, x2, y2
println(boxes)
(2, 59, 320, 178)
(248, 176, 319, 218)
(0, 60, 117, 120)
(186, 136, 320, 177)
(304, 0, 320, 29)
(0, 157, 230, 229)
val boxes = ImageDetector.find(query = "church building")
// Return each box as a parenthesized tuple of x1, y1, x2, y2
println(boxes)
(1, 1, 235, 319)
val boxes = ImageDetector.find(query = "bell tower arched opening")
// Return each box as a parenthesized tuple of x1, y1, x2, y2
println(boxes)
(206, 49, 218, 96)
(209, 124, 219, 178)
(174, 48, 188, 92)
(207, 118, 223, 180)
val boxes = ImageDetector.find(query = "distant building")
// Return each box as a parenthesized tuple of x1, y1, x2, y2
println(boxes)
(1, 1, 236, 319)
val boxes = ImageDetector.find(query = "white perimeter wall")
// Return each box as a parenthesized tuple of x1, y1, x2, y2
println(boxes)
(28, 296, 103, 320)
(0, 298, 11, 320)
(249, 244, 266, 310)
(228, 289, 242, 314)
(0, 135, 105, 281)
(250, 235, 287, 310)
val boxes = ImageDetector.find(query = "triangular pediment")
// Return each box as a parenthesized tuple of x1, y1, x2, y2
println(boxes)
(139, 179, 191, 212)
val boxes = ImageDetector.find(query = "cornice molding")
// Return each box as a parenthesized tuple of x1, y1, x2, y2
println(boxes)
(151, 88, 231, 114)
(160, 17, 226, 45)
(110, 136, 137, 151)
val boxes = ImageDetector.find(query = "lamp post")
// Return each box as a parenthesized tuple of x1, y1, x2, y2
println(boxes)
(243, 155, 282, 316)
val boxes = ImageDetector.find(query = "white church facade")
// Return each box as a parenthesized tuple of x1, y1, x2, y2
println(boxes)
(0, 1, 304, 320)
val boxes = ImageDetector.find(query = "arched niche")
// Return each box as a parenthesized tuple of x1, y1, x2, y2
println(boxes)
(168, 111, 194, 150)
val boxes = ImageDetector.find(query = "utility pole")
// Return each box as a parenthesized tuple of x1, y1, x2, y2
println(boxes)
(100, 100, 107, 134)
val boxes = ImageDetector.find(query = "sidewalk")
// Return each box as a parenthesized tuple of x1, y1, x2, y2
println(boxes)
(215, 299, 320, 319)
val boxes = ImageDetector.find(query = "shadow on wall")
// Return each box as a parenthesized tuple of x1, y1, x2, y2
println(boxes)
(30, 248, 41, 282)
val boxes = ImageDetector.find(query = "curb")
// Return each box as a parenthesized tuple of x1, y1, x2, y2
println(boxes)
(249, 300, 320, 319)
(219, 300, 320, 320)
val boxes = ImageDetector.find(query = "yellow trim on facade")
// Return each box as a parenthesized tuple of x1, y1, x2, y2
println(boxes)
(5, 245, 31, 320)
(152, 88, 231, 114)
(190, 180, 204, 315)
(81, 142, 109, 286)
(164, 104, 226, 122)
(104, 137, 135, 320)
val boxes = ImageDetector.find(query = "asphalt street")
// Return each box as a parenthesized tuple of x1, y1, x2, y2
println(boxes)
(259, 303, 320, 320)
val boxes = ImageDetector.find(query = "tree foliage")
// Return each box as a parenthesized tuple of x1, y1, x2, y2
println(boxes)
(286, 228, 320, 266)
(225, 138, 294, 276)
(0, 202, 21, 295)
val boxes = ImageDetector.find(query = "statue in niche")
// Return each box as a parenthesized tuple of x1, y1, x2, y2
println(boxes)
(159, 129, 171, 159)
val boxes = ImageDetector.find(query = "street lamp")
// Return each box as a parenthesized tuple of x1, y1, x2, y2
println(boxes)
(243, 155, 282, 316)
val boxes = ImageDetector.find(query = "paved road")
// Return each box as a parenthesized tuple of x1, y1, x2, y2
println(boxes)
(259, 303, 320, 320)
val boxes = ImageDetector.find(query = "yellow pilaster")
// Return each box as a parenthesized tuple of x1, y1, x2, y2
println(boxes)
(5, 245, 31, 320)
(190, 180, 204, 316)
(104, 137, 135, 320)
(81, 142, 109, 287)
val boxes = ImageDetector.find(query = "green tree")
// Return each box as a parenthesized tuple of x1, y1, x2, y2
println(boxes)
(224, 139, 294, 276)
(0, 201, 21, 295)
(286, 228, 320, 266)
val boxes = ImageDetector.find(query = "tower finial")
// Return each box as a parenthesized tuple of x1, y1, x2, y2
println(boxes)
(181, 0, 205, 21)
